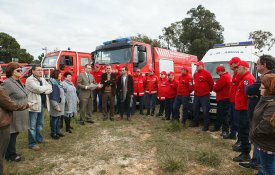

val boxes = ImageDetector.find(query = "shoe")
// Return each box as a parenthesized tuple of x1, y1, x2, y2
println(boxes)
(232, 145, 242, 152)
(146, 109, 150, 116)
(210, 127, 220, 132)
(140, 111, 144, 115)
(202, 126, 209, 131)
(86, 120, 95, 124)
(31, 145, 41, 151)
(189, 122, 199, 127)
(233, 153, 251, 162)
(58, 133, 65, 137)
(221, 131, 229, 137)
(239, 162, 260, 170)
(8, 155, 23, 162)
(223, 133, 237, 140)
(150, 109, 155, 116)
(51, 135, 60, 139)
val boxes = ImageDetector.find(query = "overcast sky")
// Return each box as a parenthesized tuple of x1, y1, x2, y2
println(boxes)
(1, 0, 275, 59)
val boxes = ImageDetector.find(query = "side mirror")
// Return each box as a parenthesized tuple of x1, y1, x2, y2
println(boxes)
(138, 46, 146, 52)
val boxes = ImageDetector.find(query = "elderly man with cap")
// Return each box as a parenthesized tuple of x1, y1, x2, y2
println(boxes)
(164, 72, 178, 121)
(225, 57, 242, 152)
(92, 64, 103, 112)
(157, 71, 168, 117)
(144, 67, 158, 116)
(173, 67, 193, 125)
(233, 60, 256, 162)
(211, 65, 231, 136)
(132, 68, 145, 115)
(190, 61, 214, 131)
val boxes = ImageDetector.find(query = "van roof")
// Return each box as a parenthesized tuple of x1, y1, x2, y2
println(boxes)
(202, 45, 259, 63)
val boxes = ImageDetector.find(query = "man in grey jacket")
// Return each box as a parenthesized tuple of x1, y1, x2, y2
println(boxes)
(77, 64, 102, 125)
(25, 65, 52, 151)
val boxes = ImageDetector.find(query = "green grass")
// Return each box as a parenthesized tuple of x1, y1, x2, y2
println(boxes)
(3, 110, 258, 175)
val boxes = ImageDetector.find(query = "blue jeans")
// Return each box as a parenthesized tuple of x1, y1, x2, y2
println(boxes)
(50, 116, 61, 136)
(145, 93, 157, 109)
(258, 150, 275, 175)
(193, 94, 210, 127)
(132, 95, 144, 113)
(173, 96, 190, 123)
(250, 144, 261, 167)
(93, 89, 102, 112)
(28, 109, 44, 148)
(229, 102, 238, 136)
(165, 98, 175, 120)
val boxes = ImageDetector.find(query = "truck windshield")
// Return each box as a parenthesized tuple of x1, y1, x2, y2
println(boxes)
(204, 62, 233, 81)
(42, 55, 58, 68)
(95, 47, 132, 64)
(204, 61, 255, 81)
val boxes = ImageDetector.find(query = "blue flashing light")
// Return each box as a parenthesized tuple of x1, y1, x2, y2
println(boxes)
(213, 41, 253, 48)
(103, 37, 132, 45)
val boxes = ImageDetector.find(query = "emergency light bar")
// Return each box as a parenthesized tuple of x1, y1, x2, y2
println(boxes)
(213, 41, 253, 48)
(103, 37, 132, 45)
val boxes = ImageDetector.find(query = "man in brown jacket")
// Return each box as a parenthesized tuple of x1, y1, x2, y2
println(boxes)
(0, 66, 31, 175)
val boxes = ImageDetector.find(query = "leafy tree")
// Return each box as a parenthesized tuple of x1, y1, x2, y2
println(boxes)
(38, 53, 45, 62)
(0, 32, 33, 63)
(132, 34, 163, 48)
(249, 30, 275, 51)
(160, 5, 224, 60)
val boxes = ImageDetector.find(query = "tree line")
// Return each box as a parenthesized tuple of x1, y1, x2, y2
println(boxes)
(0, 5, 275, 63)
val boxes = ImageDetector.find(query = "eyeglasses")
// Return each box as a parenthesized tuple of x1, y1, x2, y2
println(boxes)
(15, 69, 22, 73)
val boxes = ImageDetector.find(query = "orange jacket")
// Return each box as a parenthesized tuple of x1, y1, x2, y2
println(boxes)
(144, 74, 158, 94)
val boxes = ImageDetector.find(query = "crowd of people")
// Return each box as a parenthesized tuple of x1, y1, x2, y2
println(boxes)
(0, 54, 275, 175)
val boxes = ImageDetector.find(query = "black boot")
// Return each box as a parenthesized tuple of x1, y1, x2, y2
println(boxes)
(150, 109, 155, 116)
(233, 153, 251, 162)
(146, 109, 150, 116)
(65, 118, 72, 133)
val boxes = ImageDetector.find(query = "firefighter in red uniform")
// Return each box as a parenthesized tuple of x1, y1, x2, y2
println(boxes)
(157, 71, 168, 117)
(144, 68, 158, 116)
(190, 61, 214, 131)
(165, 72, 178, 120)
(132, 68, 145, 115)
(92, 64, 103, 112)
(225, 57, 241, 151)
(233, 60, 256, 162)
(211, 66, 231, 136)
(173, 66, 193, 124)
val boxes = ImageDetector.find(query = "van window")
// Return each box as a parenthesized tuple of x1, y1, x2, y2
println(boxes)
(81, 57, 89, 66)
(61, 56, 74, 66)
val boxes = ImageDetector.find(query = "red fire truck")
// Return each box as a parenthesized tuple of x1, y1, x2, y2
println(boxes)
(93, 37, 197, 78)
(41, 50, 92, 85)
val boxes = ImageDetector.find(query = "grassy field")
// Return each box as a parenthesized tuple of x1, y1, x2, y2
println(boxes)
(4, 111, 257, 175)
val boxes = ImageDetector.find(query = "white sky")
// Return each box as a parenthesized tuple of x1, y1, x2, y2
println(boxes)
(0, 0, 275, 59)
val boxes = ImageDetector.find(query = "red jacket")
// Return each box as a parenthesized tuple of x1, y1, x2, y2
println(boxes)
(235, 71, 256, 110)
(194, 69, 214, 96)
(177, 74, 194, 96)
(133, 74, 145, 96)
(165, 79, 178, 99)
(157, 77, 168, 100)
(144, 74, 158, 94)
(213, 72, 231, 101)
(229, 71, 241, 103)
(92, 70, 103, 90)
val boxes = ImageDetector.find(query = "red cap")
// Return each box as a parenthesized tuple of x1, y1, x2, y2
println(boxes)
(216, 65, 225, 73)
(181, 66, 189, 71)
(160, 71, 167, 75)
(195, 61, 204, 66)
(136, 68, 141, 72)
(228, 57, 241, 65)
(95, 64, 100, 68)
(237, 60, 250, 68)
(168, 71, 174, 75)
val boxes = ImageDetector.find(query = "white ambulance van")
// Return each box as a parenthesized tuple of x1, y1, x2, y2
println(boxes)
(191, 41, 259, 115)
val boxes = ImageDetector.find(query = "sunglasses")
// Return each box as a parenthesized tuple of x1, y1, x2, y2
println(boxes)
(16, 69, 22, 73)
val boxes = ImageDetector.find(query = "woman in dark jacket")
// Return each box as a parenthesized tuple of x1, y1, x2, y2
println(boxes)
(0, 66, 31, 175)
(250, 74, 275, 175)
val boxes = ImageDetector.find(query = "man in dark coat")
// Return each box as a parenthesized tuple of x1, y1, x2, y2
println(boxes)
(116, 66, 134, 120)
